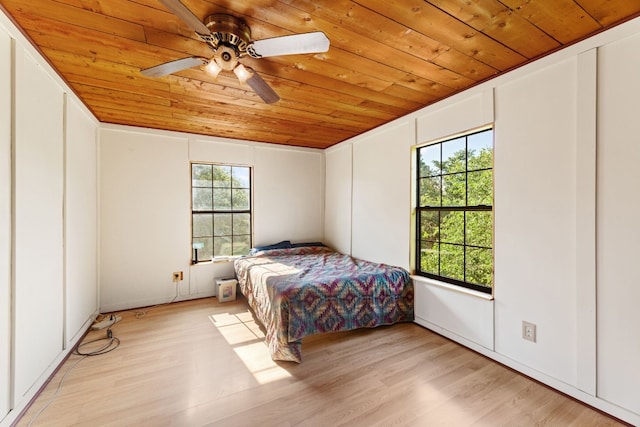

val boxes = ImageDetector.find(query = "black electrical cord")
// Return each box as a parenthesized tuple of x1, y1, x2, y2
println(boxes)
(73, 328, 120, 356)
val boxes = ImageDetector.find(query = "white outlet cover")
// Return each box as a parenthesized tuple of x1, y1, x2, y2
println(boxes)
(522, 321, 537, 342)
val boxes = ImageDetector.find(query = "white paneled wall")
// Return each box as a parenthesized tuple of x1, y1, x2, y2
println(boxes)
(0, 23, 12, 421)
(100, 129, 191, 312)
(416, 89, 494, 143)
(575, 49, 597, 396)
(351, 122, 414, 270)
(494, 57, 579, 386)
(0, 10, 99, 426)
(253, 146, 324, 246)
(596, 30, 640, 413)
(65, 100, 99, 345)
(190, 138, 254, 166)
(413, 280, 493, 349)
(13, 47, 65, 401)
(99, 126, 325, 312)
(324, 144, 352, 255)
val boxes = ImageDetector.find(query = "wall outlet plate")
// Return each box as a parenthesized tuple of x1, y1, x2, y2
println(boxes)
(522, 321, 537, 342)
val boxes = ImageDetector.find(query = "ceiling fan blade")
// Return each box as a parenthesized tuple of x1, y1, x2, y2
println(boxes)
(141, 56, 207, 77)
(248, 32, 330, 58)
(158, 0, 211, 35)
(246, 71, 280, 104)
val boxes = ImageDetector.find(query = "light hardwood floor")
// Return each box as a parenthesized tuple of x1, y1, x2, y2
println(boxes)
(17, 297, 626, 426)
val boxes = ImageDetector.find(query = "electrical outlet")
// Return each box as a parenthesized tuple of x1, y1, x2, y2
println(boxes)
(522, 321, 537, 342)
(172, 271, 183, 282)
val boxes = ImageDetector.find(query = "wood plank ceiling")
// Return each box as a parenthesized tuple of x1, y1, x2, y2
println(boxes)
(1, 0, 639, 149)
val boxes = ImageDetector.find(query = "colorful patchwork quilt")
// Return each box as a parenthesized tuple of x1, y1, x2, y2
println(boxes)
(234, 246, 414, 362)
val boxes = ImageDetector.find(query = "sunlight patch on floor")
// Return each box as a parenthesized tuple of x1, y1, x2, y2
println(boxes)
(209, 310, 290, 384)
(215, 322, 260, 345)
(234, 342, 292, 384)
(209, 312, 245, 327)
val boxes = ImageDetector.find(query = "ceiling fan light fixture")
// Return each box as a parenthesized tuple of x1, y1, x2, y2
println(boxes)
(204, 60, 222, 78)
(145, 3, 331, 104)
(233, 64, 252, 83)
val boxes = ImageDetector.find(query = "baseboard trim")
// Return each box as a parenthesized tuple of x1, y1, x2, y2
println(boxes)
(100, 291, 216, 313)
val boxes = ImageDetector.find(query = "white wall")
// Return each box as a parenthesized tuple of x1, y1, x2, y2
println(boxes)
(99, 126, 324, 312)
(494, 57, 579, 386)
(596, 30, 640, 413)
(351, 122, 414, 269)
(324, 17, 640, 425)
(253, 146, 324, 246)
(324, 144, 352, 254)
(100, 129, 190, 311)
(0, 22, 12, 421)
(0, 9, 99, 426)
(65, 99, 99, 345)
(13, 46, 65, 402)
(414, 282, 494, 350)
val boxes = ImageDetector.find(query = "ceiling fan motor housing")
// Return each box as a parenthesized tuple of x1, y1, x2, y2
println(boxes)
(200, 14, 252, 70)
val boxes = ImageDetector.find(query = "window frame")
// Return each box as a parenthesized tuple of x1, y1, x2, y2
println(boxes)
(191, 162, 253, 263)
(414, 127, 494, 294)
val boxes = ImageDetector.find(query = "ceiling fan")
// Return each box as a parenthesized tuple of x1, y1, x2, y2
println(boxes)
(141, 0, 331, 104)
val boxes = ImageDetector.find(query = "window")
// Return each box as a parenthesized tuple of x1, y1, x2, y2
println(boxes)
(415, 128, 493, 294)
(191, 163, 252, 262)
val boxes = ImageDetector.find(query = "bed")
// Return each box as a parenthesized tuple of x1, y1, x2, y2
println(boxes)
(234, 244, 414, 362)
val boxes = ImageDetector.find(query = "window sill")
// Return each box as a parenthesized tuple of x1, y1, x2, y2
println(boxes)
(192, 256, 240, 266)
(411, 275, 494, 301)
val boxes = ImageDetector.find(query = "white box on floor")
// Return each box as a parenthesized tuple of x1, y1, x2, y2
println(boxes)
(216, 278, 238, 302)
